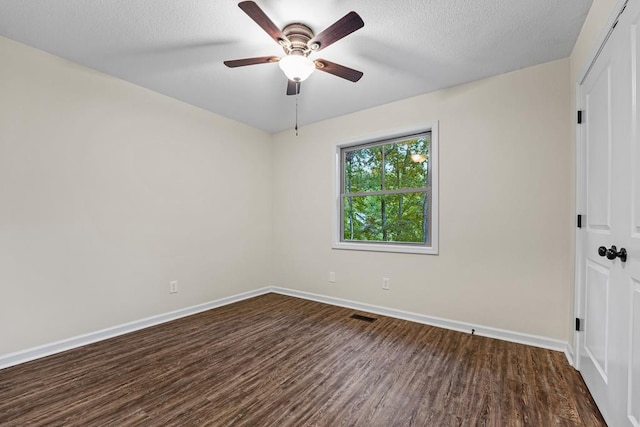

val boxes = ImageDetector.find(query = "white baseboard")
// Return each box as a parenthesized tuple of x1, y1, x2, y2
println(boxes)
(0, 287, 271, 370)
(565, 343, 576, 367)
(1, 285, 572, 371)
(271, 287, 570, 355)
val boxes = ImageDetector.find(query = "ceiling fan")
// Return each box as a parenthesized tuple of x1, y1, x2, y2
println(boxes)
(224, 1, 364, 96)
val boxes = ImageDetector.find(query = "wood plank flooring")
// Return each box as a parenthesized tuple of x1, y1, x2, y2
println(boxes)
(0, 293, 605, 426)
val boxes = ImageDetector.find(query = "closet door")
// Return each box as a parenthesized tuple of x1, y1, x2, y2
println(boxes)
(577, 0, 639, 425)
(625, 0, 640, 423)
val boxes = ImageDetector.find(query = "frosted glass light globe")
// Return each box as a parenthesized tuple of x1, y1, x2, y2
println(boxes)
(279, 55, 315, 82)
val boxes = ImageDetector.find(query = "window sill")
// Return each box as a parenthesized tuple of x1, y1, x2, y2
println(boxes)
(332, 241, 438, 255)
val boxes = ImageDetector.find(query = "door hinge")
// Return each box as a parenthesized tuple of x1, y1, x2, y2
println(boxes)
(575, 318, 583, 332)
(577, 110, 583, 124)
(577, 214, 583, 228)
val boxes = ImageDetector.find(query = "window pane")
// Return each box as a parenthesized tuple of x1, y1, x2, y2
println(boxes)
(382, 192, 428, 243)
(343, 195, 383, 241)
(383, 137, 430, 190)
(344, 145, 382, 193)
(343, 192, 428, 243)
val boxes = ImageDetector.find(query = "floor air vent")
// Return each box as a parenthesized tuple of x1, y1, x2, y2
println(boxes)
(350, 314, 376, 323)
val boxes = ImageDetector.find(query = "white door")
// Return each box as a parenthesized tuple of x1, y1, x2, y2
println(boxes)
(577, 0, 640, 425)
(626, 0, 640, 423)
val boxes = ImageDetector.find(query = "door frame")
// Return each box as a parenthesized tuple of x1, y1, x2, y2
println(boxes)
(573, 0, 629, 370)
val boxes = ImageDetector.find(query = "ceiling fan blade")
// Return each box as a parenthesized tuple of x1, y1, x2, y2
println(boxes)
(315, 59, 363, 82)
(224, 56, 279, 67)
(287, 80, 301, 96)
(238, 1, 288, 45)
(308, 12, 364, 52)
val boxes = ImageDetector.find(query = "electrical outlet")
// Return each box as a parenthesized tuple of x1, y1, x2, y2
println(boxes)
(382, 277, 390, 290)
(169, 280, 178, 294)
(329, 272, 336, 283)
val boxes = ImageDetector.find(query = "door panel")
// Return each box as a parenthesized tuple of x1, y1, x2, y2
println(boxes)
(630, 280, 640, 425)
(586, 64, 613, 232)
(585, 260, 611, 381)
(634, 10, 640, 238)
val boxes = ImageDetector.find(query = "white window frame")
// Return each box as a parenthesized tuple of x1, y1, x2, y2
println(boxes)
(332, 122, 439, 255)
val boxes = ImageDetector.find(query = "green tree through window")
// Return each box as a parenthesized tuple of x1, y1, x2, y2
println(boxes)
(341, 132, 432, 246)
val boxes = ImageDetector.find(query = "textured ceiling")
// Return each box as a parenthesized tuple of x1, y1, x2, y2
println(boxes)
(0, 0, 593, 133)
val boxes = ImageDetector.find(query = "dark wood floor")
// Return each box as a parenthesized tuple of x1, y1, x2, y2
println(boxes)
(0, 293, 605, 426)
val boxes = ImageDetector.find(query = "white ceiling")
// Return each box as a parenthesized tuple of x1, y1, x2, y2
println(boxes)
(0, 0, 593, 133)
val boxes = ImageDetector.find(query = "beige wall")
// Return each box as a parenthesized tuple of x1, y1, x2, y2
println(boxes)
(571, 0, 619, 79)
(272, 58, 572, 340)
(0, 36, 273, 355)
(0, 0, 619, 358)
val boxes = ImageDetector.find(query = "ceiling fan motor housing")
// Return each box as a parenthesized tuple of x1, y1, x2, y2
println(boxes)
(282, 23, 316, 56)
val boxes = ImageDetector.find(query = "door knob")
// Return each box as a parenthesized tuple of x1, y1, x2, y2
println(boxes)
(598, 245, 627, 262)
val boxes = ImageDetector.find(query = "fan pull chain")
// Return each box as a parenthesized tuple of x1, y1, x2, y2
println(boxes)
(294, 82, 300, 136)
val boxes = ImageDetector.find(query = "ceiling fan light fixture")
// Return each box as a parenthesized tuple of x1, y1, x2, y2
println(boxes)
(279, 54, 315, 82)
(411, 153, 428, 163)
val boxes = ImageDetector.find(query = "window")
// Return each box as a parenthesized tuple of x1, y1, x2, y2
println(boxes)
(334, 124, 438, 254)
